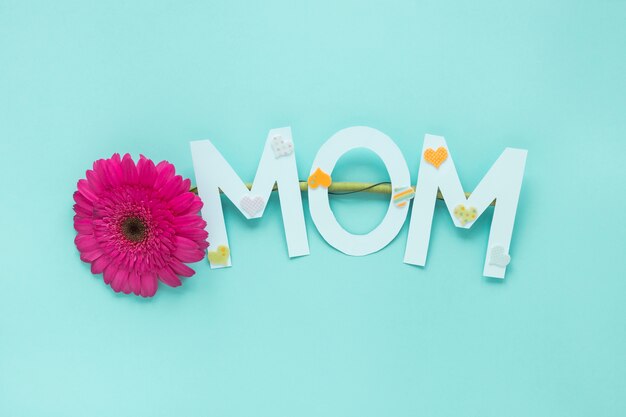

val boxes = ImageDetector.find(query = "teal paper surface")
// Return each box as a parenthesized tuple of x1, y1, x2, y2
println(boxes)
(1, 1, 625, 416)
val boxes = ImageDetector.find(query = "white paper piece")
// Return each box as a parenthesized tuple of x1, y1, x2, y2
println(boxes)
(404, 134, 527, 278)
(190, 127, 309, 269)
(308, 126, 412, 256)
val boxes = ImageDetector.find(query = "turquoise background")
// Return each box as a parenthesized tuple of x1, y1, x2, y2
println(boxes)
(1, 1, 625, 416)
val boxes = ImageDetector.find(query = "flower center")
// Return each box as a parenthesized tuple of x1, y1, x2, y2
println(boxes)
(121, 216, 147, 242)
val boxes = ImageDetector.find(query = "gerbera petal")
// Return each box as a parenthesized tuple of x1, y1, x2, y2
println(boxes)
(77, 179, 98, 202)
(172, 214, 206, 228)
(104, 263, 119, 286)
(73, 205, 93, 220)
(129, 269, 142, 296)
(170, 259, 196, 277)
(90, 255, 110, 274)
(176, 226, 208, 241)
(160, 175, 184, 201)
(85, 169, 104, 194)
(80, 248, 103, 263)
(103, 155, 123, 187)
(75, 234, 100, 253)
(154, 161, 175, 189)
(158, 267, 182, 287)
(92, 159, 110, 188)
(184, 199, 204, 215)
(174, 236, 205, 262)
(74, 217, 93, 234)
(108, 266, 128, 291)
(121, 153, 138, 184)
(137, 155, 157, 188)
(73, 190, 93, 209)
(180, 178, 191, 195)
(169, 192, 195, 214)
(73, 204, 92, 218)
(122, 278, 132, 295)
(140, 272, 158, 297)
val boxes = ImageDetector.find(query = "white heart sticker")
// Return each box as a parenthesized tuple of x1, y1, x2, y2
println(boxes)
(489, 245, 511, 268)
(240, 195, 265, 217)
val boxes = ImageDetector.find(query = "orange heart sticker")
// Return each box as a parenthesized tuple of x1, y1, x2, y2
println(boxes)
(423, 147, 448, 168)
(308, 168, 332, 189)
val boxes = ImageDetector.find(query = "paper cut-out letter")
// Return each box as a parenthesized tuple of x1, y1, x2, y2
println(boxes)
(308, 126, 412, 256)
(191, 127, 309, 268)
(404, 134, 527, 278)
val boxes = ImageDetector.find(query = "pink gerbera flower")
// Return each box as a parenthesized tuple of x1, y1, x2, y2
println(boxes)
(73, 153, 209, 297)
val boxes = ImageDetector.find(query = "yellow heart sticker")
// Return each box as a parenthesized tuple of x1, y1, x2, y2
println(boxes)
(454, 204, 477, 225)
(207, 245, 230, 265)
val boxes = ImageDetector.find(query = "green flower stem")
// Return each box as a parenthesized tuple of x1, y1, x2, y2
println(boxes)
(190, 182, 495, 206)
